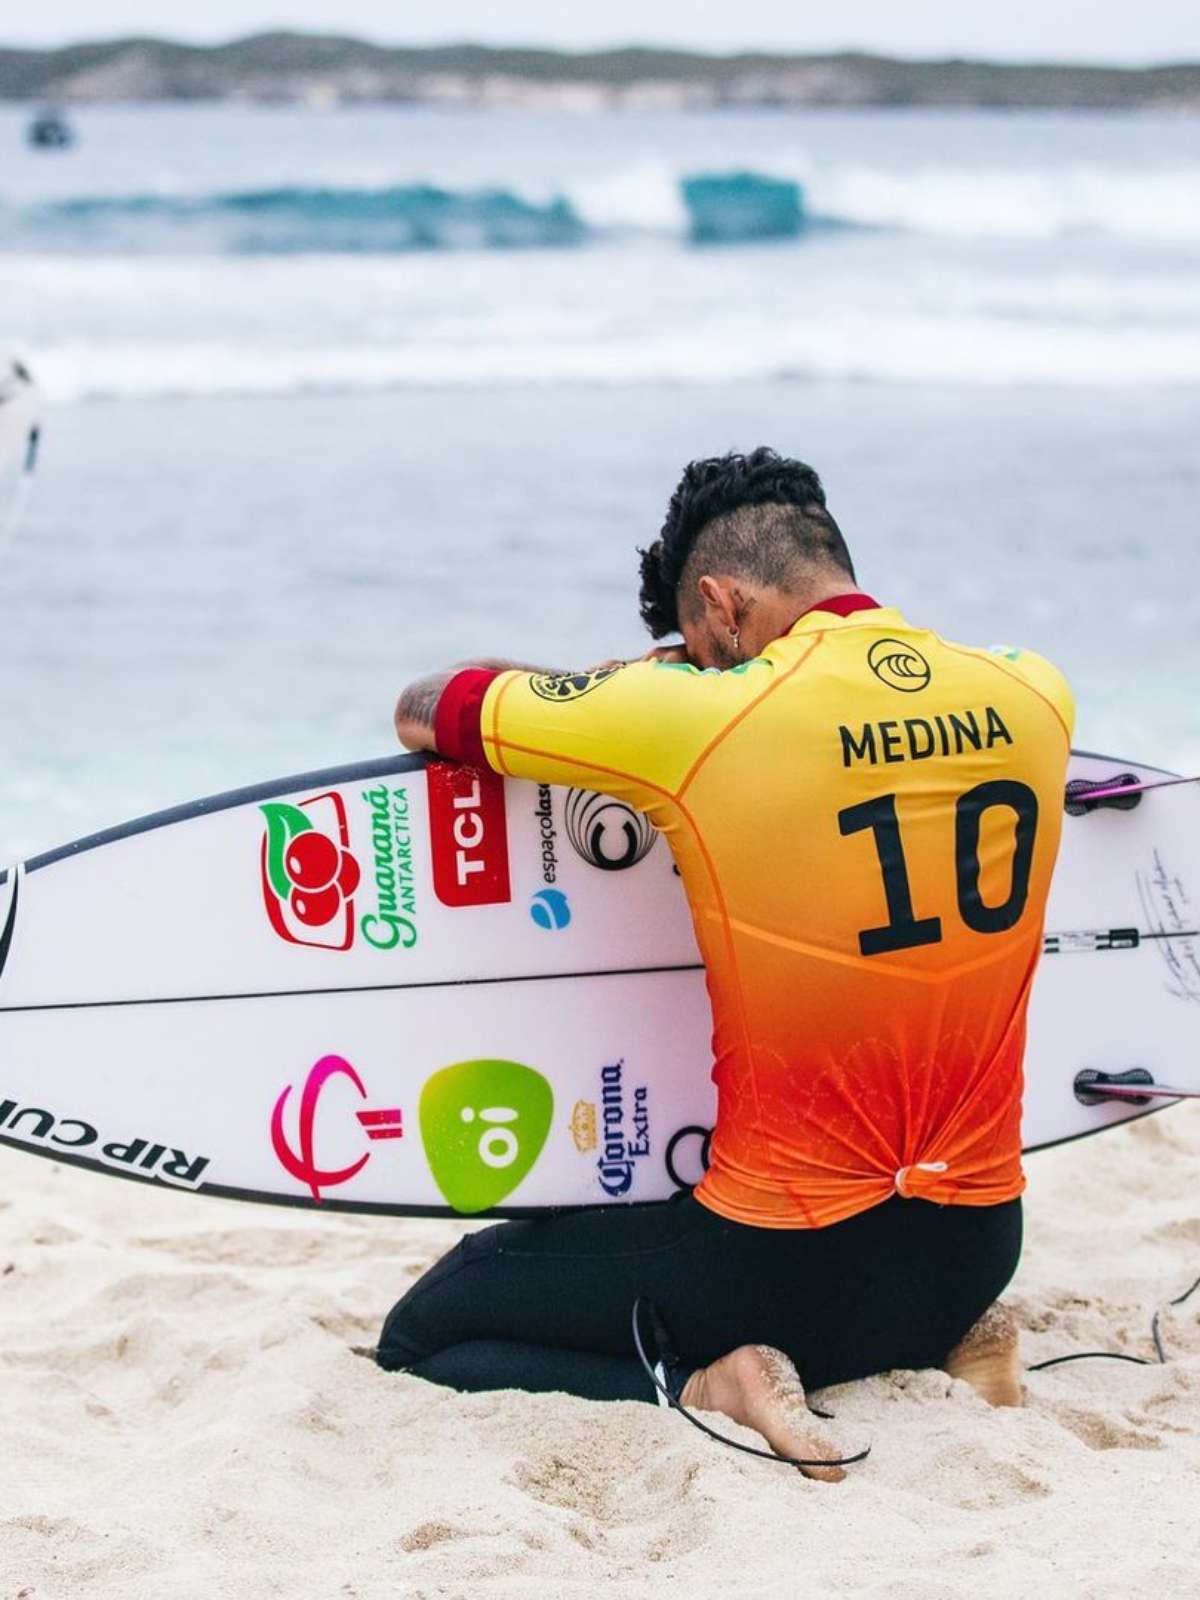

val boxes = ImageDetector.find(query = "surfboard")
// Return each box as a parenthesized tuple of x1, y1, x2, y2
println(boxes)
(0, 750, 1196, 1217)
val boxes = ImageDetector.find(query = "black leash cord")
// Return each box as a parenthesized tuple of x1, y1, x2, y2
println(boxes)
(1027, 1269, 1200, 1374)
(631, 1299, 870, 1472)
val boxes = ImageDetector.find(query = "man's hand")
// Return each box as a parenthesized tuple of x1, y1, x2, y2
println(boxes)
(394, 656, 567, 753)
(394, 670, 455, 752)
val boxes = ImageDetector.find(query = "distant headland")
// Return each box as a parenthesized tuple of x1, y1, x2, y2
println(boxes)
(1, 34, 1198, 112)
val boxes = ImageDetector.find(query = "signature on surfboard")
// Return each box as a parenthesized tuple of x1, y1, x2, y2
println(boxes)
(1137, 851, 1200, 1004)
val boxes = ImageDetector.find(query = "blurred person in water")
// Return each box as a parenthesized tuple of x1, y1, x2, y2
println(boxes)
(0, 359, 40, 550)
(379, 447, 1073, 1479)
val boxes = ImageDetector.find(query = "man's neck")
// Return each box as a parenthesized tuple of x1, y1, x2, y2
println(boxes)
(783, 575, 868, 630)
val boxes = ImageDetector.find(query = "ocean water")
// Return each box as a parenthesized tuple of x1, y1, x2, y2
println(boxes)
(1, 105, 1197, 859)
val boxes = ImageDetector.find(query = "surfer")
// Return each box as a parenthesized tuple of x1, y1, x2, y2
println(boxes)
(0, 359, 40, 549)
(378, 447, 1073, 1478)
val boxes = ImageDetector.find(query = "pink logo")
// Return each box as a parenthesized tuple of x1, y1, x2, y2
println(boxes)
(271, 1054, 403, 1202)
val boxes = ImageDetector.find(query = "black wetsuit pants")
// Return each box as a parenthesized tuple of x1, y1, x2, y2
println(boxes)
(376, 1191, 1022, 1401)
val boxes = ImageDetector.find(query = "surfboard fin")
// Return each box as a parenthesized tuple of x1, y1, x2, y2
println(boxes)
(1075, 1068, 1200, 1105)
(1065, 774, 1143, 816)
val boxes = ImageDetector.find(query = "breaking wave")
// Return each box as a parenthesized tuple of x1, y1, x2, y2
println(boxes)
(6, 161, 1200, 252)
(12, 183, 588, 254)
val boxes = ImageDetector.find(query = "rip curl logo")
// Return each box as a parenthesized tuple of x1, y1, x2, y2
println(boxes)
(529, 666, 621, 704)
(867, 638, 932, 694)
(260, 793, 361, 950)
(565, 789, 657, 872)
(271, 1054, 403, 1202)
(419, 1059, 553, 1214)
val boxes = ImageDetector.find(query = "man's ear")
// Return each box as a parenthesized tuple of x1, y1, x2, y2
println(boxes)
(698, 575, 740, 634)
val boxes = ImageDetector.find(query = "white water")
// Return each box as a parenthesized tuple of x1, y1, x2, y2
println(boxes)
(3, 105, 1199, 397)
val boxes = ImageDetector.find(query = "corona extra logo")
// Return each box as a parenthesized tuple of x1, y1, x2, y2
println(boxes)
(570, 1100, 598, 1153)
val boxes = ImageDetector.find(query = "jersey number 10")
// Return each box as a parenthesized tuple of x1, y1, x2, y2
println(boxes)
(838, 780, 1039, 956)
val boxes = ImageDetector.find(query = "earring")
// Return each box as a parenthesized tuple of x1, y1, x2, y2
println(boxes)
(729, 628, 740, 654)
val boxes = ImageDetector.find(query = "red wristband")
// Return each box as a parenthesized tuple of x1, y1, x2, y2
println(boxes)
(434, 668, 501, 767)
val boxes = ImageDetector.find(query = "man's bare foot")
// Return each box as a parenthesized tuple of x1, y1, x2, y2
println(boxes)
(943, 1302, 1022, 1407)
(680, 1345, 847, 1482)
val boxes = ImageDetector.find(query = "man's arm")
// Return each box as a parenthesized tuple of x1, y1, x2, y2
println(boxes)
(394, 659, 562, 752)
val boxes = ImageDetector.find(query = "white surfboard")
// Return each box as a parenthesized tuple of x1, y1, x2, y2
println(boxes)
(0, 751, 1196, 1216)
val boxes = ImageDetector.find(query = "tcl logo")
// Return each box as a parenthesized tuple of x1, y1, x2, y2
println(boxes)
(427, 762, 512, 908)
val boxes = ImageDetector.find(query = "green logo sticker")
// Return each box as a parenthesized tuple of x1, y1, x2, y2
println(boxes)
(419, 1059, 553, 1214)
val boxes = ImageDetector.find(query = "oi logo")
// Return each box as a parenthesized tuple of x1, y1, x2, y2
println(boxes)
(419, 1059, 553, 1214)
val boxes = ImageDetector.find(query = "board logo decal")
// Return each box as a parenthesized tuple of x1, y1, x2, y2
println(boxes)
(534, 785, 560, 884)
(570, 1100, 598, 1152)
(419, 1059, 552, 1214)
(529, 665, 621, 703)
(664, 1125, 713, 1192)
(0, 1094, 210, 1189)
(427, 763, 512, 909)
(358, 784, 419, 951)
(271, 1054, 403, 1203)
(867, 638, 932, 694)
(594, 1060, 651, 1198)
(565, 789, 657, 872)
(530, 888, 571, 930)
(260, 792, 361, 950)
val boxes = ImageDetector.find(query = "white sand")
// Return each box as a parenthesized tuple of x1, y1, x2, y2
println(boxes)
(3, 1106, 1199, 1600)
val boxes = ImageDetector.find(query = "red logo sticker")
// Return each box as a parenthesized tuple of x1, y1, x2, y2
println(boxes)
(260, 791, 361, 950)
(427, 763, 512, 908)
(271, 1054, 403, 1202)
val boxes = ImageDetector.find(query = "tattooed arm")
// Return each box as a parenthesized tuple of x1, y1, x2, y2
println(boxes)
(394, 644, 689, 753)
(394, 659, 562, 752)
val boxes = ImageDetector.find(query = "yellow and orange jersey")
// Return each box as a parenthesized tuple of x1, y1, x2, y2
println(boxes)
(436, 596, 1075, 1228)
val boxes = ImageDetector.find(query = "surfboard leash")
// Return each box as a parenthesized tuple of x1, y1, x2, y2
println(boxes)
(1026, 1268, 1200, 1373)
(631, 1298, 871, 1472)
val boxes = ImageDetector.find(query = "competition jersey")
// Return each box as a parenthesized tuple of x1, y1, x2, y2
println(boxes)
(435, 596, 1075, 1229)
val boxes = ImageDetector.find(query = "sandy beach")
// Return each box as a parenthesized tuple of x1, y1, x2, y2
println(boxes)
(2, 1101, 1197, 1599)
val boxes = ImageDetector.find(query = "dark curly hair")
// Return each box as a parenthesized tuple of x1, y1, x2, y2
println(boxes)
(638, 447, 855, 638)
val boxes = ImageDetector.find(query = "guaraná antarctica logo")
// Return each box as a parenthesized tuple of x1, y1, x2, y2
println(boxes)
(529, 665, 621, 704)
(564, 789, 657, 872)
(260, 785, 418, 953)
(271, 1054, 404, 1202)
(358, 784, 420, 950)
(867, 638, 932, 694)
(260, 792, 361, 950)
(419, 1058, 553, 1214)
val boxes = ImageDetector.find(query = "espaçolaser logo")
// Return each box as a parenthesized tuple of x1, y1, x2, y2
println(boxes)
(260, 792, 361, 950)
(419, 1059, 553, 1214)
